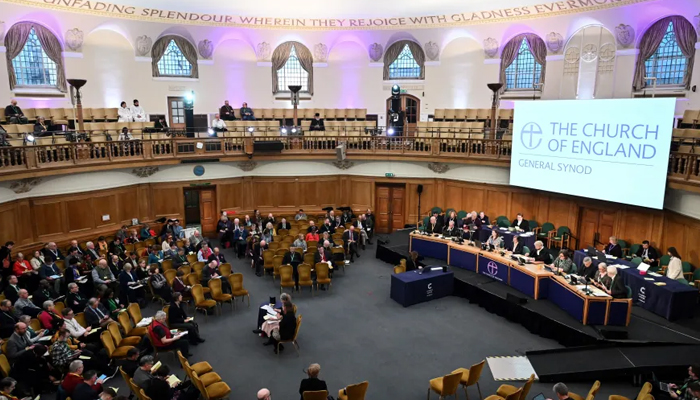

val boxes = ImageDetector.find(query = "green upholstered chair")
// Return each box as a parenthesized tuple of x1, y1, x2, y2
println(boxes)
(682, 261, 693, 280)
(625, 285, 632, 298)
(533, 222, 555, 246)
(421, 216, 430, 231)
(630, 257, 642, 267)
(496, 216, 510, 228)
(528, 220, 539, 231)
(457, 210, 467, 220)
(523, 246, 530, 255)
(677, 278, 690, 285)
(659, 254, 671, 274)
(617, 239, 630, 256)
(430, 207, 443, 215)
(549, 226, 570, 249)
(692, 269, 700, 286)
(445, 208, 456, 218)
(629, 244, 641, 257)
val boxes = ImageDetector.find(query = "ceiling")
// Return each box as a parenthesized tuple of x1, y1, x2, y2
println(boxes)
(103, 0, 552, 19)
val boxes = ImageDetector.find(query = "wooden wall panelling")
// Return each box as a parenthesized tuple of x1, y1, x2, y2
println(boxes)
(0, 203, 18, 246)
(298, 180, 318, 209)
(93, 194, 119, 229)
(253, 180, 275, 208)
(136, 184, 153, 222)
(32, 199, 64, 239)
(466, 187, 485, 215)
(510, 191, 538, 224)
(66, 198, 94, 233)
(217, 180, 243, 212)
(406, 182, 435, 225)
(444, 183, 465, 213)
(116, 190, 139, 225)
(14, 200, 33, 245)
(315, 177, 339, 209)
(151, 186, 183, 218)
(484, 189, 509, 221)
(349, 179, 373, 211)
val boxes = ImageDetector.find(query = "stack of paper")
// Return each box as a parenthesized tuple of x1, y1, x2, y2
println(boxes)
(136, 317, 153, 327)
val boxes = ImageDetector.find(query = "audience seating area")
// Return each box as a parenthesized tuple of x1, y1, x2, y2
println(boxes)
(433, 108, 513, 123)
(227, 108, 367, 121)
(679, 110, 700, 128)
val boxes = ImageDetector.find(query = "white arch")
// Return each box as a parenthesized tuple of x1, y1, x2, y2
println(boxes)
(86, 23, 134, 50)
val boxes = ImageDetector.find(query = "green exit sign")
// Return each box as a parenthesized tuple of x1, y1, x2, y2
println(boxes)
(385, 173, 395, 178)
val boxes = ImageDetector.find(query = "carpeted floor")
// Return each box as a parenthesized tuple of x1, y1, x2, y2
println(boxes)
(113, 240, 642, 400)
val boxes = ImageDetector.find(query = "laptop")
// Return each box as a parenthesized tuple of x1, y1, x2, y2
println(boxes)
(587, 246, 597, 256)
(532, 393, 546, 400)
(659, 383, 670, 393)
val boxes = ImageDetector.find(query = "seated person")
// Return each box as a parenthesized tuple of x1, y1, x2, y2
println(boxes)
(173, 248, 190, 268)
(442, 220, 458, 238)
(262, 301, 296, 354)
(0, 299, 18, 338)
(425, 216, 442, 234)
(552, 250, 574, 274)
(172, 270, 191, 295)
(5, 100, 28, 124)
(150, 266, 172, 302)
(232, 221, 249, 259)
(277, 218, 291, 231)
(73, 374, 114, 400)
(354, 214, 371, 247)
(602, 266, 627, 298)
(118, 101, 133, 122)
(509, 235, 524, 255)
(666, 247, 684, 281)
(15, 289, 41, 317)
(343, 226, 361, 263)
(486, 229, 503, 249)
(211, 113, 227, 134)
(148, 310, 192, 357)
(579, 256, 597, 280)
(593, 262, 610, 286)
(635, 240, 659, 267)
(4, 275, 20, 303)
(510, 213, 530, 231)
(61, 360, 103, 397)
(220, 100, 236, 121)
(33, 117, 52, 136)
(84, 298, 113, 328)
(145, 364, 185, 400)
(131, 99, 148, 122)
(240, 102, 255, 120)
(37, 300, 63, 330)
(305, 226, 319, 243)
(528, 241, 552, 263)
(154, 116, 169, 132)
(309, 113, 325, 131)
(666, 364, 700, 400)
(478, 211, 490, 226)
(295, 209, 307, 221)
(168, 292, 204, 345)
(299, 363, 328, 400)
(602, 236, 623, 258)
(292, 234, 307, 253)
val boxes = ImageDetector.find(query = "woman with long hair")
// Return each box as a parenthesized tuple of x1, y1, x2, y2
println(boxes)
(666, 247, 683, 280)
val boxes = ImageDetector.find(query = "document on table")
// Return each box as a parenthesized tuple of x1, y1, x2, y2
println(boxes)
(136, 317, 153, 327)
(638, 263, 651, 273)
(615, 265, 630, 269)
(644, 278, 655, 281)
(430, 267, 443, 271)
(648, 272, 662, 277)
(261, 305, 276, 315)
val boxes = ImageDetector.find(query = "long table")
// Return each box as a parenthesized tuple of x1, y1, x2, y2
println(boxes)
(390, 267, 454, 307)
(410, 233, 632, 326)
(478, 225, 537, 251)
(573, 250, 697, 321)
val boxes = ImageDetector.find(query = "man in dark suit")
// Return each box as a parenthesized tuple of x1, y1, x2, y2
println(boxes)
(442, 220, 458, 237)
(219, 100, 236, 121)
(342, 227, 361, 262)
(85, 242, 101, 263)
(0, 299, 18, 338)
(73, 371, 112, 400)
(66, 283, 88, 311)
(319, 219, 335, 235)
(42, 242, 63, 263)
(283, 250, 302, 290)
(528, 241, 552, 263)
(253, 240, 268, 277)
(277, 218, 291, 231)
(4, 275, 20, 303)
(309, 113, 325, 131)
(510, 235, 524, 255)
(431, 211, 445, 227)
(605, 266, 628, 299)
(635, 240, 659, 267)
(425, 216, 442, 234)
(84, 298, 113, 328)
(511, 213, 530, 231)
(603, 236, 623, 258)
(478, 212, 490, 226)
(5, 100, 28, 124)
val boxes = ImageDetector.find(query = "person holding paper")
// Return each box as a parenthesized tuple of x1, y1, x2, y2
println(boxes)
(61, 308, 97, 343)
(265, 301, 296, 354)
(486, 230, 504, 249)
(148, 310, 192, 357)
(528, 241, 552, 264)
(84, 298, 113, 328)
(133, 356, 155, 389)
(37, 300, 63, 330)
(510, 213, 530, 232)
(100, 289, 125, 320)
(172, 270, 191, 295)
(666, 247, 684, 281)
(145, 364, 181, 400)
(602, 236, 623, 258)
(32, 279, 58, 308)
(72, 371, 110, 400)
(168, 292, 205, 346)
(592, 263, 610, 287)
(92, 260, 117, 293)
(552, 250, 574, 274)
(509, 235, 525, 255)
(635, 241, 659, 268)
(602, 266, 627, 298)
(579, 257, 597, 280)
(150, 266, 172, 302)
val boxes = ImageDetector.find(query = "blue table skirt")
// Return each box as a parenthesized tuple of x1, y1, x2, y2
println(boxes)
(411, 235, 449, 260)
(451, 247, 477, 271)
(574, 250, 697, 321)
(478, 255, 509, 283)
(479, 226, 536, 250)
(390, 268, 454, 307)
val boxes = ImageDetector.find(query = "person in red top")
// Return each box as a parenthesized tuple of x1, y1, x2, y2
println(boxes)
(148, 310, 192, 357)
(62, 359, 103, 396)
(38, 300, 63, 330)
(13, 252, 38, 292)
(305, 226, 320, 243)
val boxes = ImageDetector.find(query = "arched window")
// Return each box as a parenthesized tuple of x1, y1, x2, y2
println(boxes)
(389, 44, 421, 79)
(505, 39, 542, 90)
(157, 40, 192, 77)
(12, 28, 57, 87)
(634, 16, 696, 91)
(4, 22, 67, 92)
(383, 40, 425, 80)
(271, 42, 314, 95)
(499, 33, 547, 93)
(644, 22, 686, 86)
(277, 45, 309, 92)
(151, 35, 199, 78)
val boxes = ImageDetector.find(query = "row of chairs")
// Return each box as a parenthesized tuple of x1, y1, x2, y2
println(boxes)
(228, 108, 368, 121)
(680, 110, 700, 128)
(0, 107, 132, 125)
(433, 108, 513, 122)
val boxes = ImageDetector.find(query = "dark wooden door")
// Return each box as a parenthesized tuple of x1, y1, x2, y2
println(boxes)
(167, 97, 186, 129)
(199, 189, 216, 236)
(385, 94, 420, 136)
(578, 207, 617, 249)
(375, 184, 406, 233)
(184, 190, 200, 225)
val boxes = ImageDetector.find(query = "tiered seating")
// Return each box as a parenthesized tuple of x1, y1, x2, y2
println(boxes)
(239, 108, 367, 121)
(85, 121, 156, 135)
(416, 121, 486, 138)
(679, 109, 700, 128)
(0, 107, 121, 124)
(433, 108, 512, 123)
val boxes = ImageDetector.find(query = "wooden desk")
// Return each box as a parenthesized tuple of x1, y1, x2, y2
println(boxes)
(548, 275, 632, 326)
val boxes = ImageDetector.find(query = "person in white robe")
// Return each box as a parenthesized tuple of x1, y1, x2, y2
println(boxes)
(131, 99, 148, 122)
(118, 101, 133, 123)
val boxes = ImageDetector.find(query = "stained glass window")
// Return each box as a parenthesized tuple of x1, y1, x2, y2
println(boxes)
(12, 28, 58, 87)
(389, 44, 421, 79)
(157, 40, 192, 77)
(644, 22, 687, 86)
(277, 46, 308, 91)
(505, 39, 542, 90)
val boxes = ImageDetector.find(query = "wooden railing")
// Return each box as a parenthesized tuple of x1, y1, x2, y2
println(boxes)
(0, 133, 513, 175)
